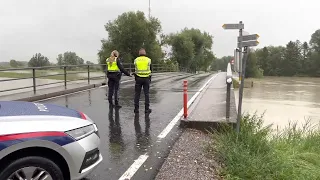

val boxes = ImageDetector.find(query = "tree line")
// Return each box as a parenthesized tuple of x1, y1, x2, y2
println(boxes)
(6, 52, 94, 68)
(216, 29, 320, 78)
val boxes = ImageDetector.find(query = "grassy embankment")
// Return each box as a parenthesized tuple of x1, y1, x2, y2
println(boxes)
(206, 113, 320, 180)
(0, 69, 101, 81)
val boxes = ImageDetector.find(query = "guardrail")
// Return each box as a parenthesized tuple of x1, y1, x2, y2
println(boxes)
(0, 63, 177, 95)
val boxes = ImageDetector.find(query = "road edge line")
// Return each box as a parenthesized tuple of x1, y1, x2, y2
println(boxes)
(118, 154, 149, 180)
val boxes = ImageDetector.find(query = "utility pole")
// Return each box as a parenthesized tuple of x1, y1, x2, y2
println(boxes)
(238, 21, 243, 83)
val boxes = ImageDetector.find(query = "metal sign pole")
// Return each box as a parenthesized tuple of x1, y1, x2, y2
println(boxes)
(236, 21, 243, 133)
(236, 47, 249, 133)
(238, 21, 243, 83)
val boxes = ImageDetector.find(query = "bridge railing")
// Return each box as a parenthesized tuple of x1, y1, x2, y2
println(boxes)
(0, 63, 176, 95)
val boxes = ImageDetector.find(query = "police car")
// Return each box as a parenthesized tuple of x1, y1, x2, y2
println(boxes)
(0, 101, 102, 180)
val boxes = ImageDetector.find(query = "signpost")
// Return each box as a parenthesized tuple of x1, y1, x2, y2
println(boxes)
(222, 23, 244, 30)
(237, 40, 259, 47)
(222, 22, 244, 81)
(238, 34, 259, 42)
(222, 21, 260, 134)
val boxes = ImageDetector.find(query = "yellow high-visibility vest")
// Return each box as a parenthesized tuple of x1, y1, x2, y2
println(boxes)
(106, 57, 120, 72)
(134, 56, 151, 77)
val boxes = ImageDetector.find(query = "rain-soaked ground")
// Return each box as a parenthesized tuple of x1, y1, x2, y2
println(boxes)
(38, 72, 214, 180)
(235, 76, 320, 129)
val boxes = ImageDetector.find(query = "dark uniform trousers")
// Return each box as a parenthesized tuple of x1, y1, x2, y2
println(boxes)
(107, 73, 121, 104)
(134, 76, 151, 110)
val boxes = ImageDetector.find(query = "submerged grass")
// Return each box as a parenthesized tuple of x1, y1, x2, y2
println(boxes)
(206, 113, 320, 180)
(232, 78, 239, 88)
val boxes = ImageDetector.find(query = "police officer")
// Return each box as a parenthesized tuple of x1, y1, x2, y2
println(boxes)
(104, 50, 131, 108)
(133, 48, 152, 114)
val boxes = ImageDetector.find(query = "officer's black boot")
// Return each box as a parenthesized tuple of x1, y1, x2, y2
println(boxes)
(145, 104, 152, 114)
(115, 100, 122, 108)
(108, 99, 114, 107)
(134, 105, 139, 114)
(145, 108, 152, 114)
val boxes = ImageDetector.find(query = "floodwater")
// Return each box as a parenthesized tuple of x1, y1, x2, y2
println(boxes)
(234, 76, 320, 129)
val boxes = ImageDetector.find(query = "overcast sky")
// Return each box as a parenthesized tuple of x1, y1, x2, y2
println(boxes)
(0, 0, 319, 63)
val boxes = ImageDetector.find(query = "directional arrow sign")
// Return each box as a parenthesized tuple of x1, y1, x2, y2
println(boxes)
(222, 23, 244, 30)
(238, 34, 259, 42)
(238, 40, 259, 47)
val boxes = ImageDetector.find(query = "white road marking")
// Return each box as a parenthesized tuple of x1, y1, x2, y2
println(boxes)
(36, 80, 134, 102)
(157, 73, 220, 139)
(118, 154, 149, 180)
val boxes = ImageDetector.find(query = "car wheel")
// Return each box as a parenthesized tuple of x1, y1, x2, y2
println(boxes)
(0, 156, 64, 180)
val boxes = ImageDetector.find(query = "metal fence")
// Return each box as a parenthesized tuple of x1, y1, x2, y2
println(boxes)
(0, 63, 177, 95)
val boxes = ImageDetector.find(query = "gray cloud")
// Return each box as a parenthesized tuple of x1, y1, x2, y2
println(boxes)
(0, 0, 319, 63)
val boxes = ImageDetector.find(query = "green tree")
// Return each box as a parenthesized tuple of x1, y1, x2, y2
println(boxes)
(309, 52, 320, 76)
(98, 11, 163, 66)
(245, 50, 263, 78)
(213, 56, 232, 71)
(301, 42, 310, 73)
(281, 41, 302, 76)
(9, 59, 19, 68)
(57, 52, 84, 66)
(267, 46, 285, 76)
(202, 49, 216, 72)
(256, 47, 270, 75)
(166, 32, 194, 71)
(86, 61, 94, 65)
(309, 30, 320, 76)
(310, 29, 320, 53)
(166, 28, 215, 72)
(28, 53, 50, 67)
(302, 42, 315, 76)
(210, 58, 217, 71)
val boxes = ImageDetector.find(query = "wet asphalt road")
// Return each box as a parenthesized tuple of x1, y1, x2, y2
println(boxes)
(39, 72, 214, 180)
